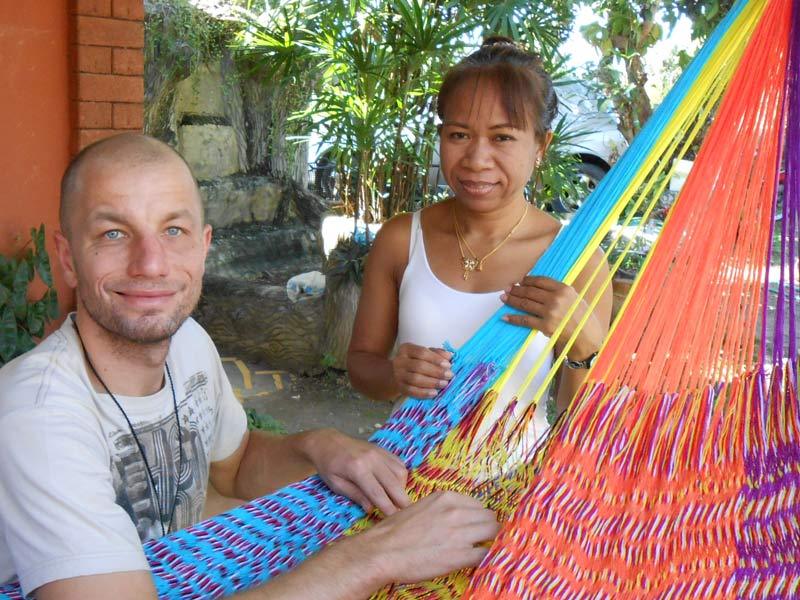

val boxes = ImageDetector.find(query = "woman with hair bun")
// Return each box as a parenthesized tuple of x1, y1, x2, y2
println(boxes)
(347, 38, 612, 441)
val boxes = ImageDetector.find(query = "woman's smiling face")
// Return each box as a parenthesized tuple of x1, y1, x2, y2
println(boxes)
(439, 76, 544, 212)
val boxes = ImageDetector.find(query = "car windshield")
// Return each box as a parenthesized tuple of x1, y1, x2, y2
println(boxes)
(556, 81, 613, 117)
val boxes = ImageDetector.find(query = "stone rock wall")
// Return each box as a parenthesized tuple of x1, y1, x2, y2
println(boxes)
(160, 59, 332, 374)
(205, 221, 322, 280)
(200, 176, 284, 228)
(167, 61, 326, 230)
(180, 123, 240, 180)
(197, 220, 326, 374)
(196, 276, 324, 374)
(200, 176, 327, 231)
(173, 61, 244, 180)
(174, 63, 225, 116)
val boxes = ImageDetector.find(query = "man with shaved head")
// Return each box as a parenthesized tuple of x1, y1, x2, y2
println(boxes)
(0, 134, 498, 599)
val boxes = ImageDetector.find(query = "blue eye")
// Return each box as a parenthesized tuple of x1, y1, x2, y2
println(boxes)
(104, 230, 123, 240)
(166, 226, 182, 236)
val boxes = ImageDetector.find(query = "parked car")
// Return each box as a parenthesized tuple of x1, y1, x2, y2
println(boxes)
(547, 81, 629, 212)
(310, 80, 629, 212)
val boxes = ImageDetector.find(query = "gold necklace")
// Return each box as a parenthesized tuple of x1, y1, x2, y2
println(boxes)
(453, 203, 529, 280)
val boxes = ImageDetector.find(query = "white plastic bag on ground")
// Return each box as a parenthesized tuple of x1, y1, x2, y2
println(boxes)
(286, 270, 326, 302)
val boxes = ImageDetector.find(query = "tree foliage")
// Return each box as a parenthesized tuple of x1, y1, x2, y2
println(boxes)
(662, 0, 735, 40)
(142, 0, 743, 221)
(581, 0, 735, 142)
(233, 0, 576, 221)
(582, 0, 662, 142)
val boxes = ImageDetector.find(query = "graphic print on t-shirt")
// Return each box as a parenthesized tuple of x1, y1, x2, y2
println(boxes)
(108, 371, 216, 541)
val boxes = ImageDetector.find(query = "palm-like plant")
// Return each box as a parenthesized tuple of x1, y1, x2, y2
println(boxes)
(233, 0, 576, 221)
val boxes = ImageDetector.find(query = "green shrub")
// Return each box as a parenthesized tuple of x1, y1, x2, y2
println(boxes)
(0, 225, 59, 366)
(245, 408, 287, 434)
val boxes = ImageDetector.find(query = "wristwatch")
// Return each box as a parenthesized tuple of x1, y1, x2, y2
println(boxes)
(565, 351, 599, 370)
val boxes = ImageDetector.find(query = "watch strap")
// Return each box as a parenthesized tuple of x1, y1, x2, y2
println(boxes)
(564, 351, 598, 370)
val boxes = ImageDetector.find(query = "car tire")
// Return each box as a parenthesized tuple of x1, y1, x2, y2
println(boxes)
(551, 161, 608, 213)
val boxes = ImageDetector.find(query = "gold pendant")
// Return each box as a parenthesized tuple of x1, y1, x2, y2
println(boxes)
(462, 256, 479, 280)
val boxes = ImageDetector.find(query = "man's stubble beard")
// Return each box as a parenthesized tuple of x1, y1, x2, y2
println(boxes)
(77, 279, 201, 346)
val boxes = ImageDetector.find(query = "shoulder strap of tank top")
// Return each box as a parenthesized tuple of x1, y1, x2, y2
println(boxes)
(408, 210, 423, 260)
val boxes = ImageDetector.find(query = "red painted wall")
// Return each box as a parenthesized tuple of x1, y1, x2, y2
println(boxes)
(0, 2, 74, 317)
(0, 1, 145, 324)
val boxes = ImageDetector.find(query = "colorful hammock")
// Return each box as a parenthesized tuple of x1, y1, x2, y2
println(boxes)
(464, 0, 800, 594)
(1, 0, 797, 596)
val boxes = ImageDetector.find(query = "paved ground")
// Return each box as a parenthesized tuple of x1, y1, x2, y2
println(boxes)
(221, 357, 393, 440)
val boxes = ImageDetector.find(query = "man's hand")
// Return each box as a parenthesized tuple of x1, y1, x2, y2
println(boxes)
(302, 429, 410, 515)
(360, 490, 500, 585)
(236, 490, 500, 599)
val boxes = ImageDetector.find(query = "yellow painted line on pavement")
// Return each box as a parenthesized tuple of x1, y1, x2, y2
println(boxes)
(222, 358, 252, 390)
(224, 358, 291, 394)
(255, 370, 285, 391)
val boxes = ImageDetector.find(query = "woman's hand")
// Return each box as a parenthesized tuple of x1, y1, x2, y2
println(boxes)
(391, 343, 453, 399)
(500, 275, 604, 361)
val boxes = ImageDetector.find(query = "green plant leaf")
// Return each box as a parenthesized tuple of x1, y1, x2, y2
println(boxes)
(26, 303, 44, 338)
(0, 224, 58, 360)
(34, 226, 54, 287)
(13, 260, 31, 294)
(12, 261, 31, 322)
(32, 225, 45, 255)
(36, 254, 54, 287)
(45, 289, 59, 320)
(0, 305, 17, 363)
(245, 408, 287, 434)
(16, 328, 35, 357)
(13, 301, 27, 323)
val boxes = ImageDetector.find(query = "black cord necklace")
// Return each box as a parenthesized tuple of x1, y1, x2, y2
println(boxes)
(73, 321, 184, 538)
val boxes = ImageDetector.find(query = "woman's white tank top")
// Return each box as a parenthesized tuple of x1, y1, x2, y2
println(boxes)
(396, 210, 553, 442)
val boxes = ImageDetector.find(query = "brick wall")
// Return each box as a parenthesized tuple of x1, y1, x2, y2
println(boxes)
(72, 0, 145, 151)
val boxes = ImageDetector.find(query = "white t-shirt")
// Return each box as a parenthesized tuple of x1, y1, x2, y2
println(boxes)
(0, 315, 248, 595)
